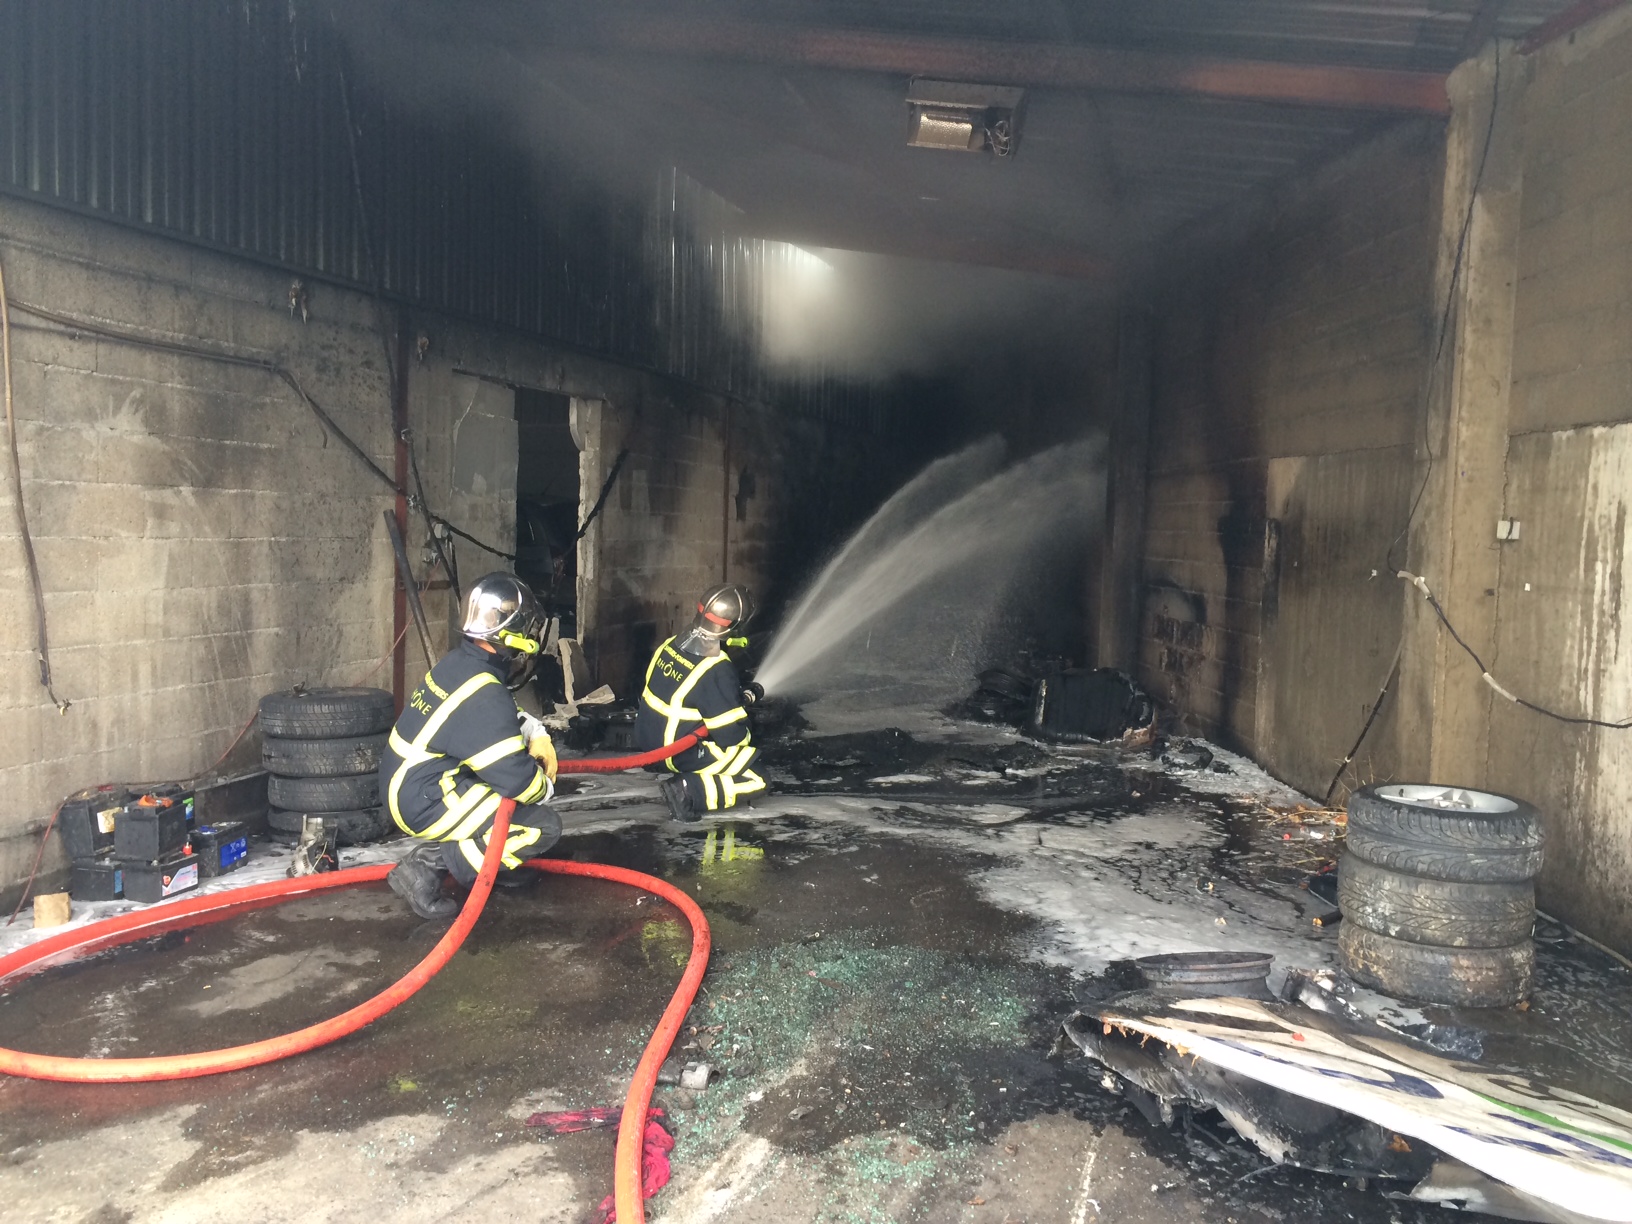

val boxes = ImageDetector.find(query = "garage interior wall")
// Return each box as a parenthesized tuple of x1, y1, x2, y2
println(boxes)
(0, 188, 902, 900)
(0, 1, 919, 903)
(1404, 13, 1632, 951)
(1135, 119, 1442, 789)
(1133, 10, 1632, 951)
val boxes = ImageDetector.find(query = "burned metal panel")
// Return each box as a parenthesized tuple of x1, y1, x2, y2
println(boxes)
(0, 0, 873, 426)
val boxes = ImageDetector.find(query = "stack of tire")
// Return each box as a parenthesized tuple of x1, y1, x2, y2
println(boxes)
(259, 687, 397, 846)
(1338, 783, 1544, 1008)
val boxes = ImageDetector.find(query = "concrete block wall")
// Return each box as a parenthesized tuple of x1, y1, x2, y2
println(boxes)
(576, 390, 733, 696)
(575, 386, 911, 698)
(0, 193, 887, 904)
(1136, 121, 1440, 789)
(0, 195, 398, 892)
(1135, 9, 1632, 950)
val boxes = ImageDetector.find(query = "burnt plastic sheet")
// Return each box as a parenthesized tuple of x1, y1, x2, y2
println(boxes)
(1061, 992, 1632, 1222)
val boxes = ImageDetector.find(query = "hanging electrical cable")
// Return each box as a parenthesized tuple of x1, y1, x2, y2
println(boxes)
(1399, 570, 1632, 730)
(0, 252, 70, 713)
(3, 298, 512, 562)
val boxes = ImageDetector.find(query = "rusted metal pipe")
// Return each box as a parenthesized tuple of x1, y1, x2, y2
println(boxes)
(385, 510, 435, 666)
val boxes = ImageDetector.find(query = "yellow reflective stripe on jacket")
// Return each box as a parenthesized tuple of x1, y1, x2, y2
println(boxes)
(640, 642, 700, 724)
(515, 769, 549, 804)
(465, 734, 525, 771)
(702, 706, 747, 729)
(667, 654, 728, 742)
(641, 644, 730, 745)
(386, 671, 501, 826)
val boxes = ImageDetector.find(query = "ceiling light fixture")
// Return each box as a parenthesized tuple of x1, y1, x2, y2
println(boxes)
(905, 78, 1026, 157)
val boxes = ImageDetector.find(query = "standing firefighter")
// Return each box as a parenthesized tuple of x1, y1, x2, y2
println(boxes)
(382, 573, 561, 920)
(636, 584, 767, 822)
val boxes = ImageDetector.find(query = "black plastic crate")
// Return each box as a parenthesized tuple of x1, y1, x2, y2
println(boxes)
(69, 852, 123, 901)
(194, 822, 249, 878)
(121, 849, 199, 904)
(115, 801, 189, 861)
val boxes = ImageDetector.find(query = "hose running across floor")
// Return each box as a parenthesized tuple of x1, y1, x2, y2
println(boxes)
(0, 731, 713, 1224)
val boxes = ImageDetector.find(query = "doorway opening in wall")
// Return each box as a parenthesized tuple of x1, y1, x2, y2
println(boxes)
(514, 387, 580, 647)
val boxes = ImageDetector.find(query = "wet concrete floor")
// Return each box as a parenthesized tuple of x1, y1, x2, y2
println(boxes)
(2, 729, 1630, 1223)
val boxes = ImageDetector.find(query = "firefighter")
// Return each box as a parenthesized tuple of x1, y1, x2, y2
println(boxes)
(381, 572, 561, 920)
(636, 583, 767, 822)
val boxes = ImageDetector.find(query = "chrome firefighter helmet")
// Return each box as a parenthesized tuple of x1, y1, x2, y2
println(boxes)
(462, 573, 545, 681)
(677, 583, 756, 656)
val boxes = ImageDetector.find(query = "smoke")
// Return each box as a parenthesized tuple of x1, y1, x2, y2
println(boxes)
(320, 0, 1112, 381)
(760, 248, 1110, 378)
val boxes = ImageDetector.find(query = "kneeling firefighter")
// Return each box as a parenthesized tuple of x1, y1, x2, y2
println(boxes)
(381, 573, 562, 920)
(635, 584, 767, 822)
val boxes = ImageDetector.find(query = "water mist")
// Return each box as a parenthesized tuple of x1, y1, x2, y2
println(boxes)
(756, 437, 1106, 713)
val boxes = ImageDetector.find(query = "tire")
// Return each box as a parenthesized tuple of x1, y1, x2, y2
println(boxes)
(1337, 853, 1534, 948)
(976, 669, 1031, 701)
(258, 688, 394, 739)
(262, 733, 388, 779)
(1345, 826, 1544, 884)
(267, 772, 379, 813)
(1347, 784, 1542, 851)
(268, 806, 395, 846)
(1339, 922, 1532, 1008)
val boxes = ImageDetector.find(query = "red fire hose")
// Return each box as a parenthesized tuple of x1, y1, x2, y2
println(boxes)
(0, 731, 713, 1224)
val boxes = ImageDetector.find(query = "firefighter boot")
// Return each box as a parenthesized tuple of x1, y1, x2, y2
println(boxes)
(659, 775, 701, 823)
(387, 842, 460, 920)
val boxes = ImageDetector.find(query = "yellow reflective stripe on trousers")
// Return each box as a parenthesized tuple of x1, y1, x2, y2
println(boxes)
(420, 780, 498, 840)
(386, 671, 502, 828)
(459, 820, 543, 872)
(443, 790, 504, 841)
(694, 740, 736, 776)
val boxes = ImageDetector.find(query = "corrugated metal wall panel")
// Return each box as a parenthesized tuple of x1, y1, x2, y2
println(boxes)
(0, 0, 876, 428)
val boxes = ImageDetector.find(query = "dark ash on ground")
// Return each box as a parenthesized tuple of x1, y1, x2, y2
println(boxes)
(2, 727, 1629, 1223)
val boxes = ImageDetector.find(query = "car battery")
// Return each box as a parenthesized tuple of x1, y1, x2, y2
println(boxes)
(58, 786, 130, 860)
(144, 784, 196, 829)
(69, 851, 123, 901)
(115, 798, 188, 861)
(121, 848, 199, 904)
(193, 822, 249, 878)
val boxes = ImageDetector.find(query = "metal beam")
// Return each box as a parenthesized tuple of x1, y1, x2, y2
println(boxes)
(595, 18, 1450, 115)
(1520, 0, 1629, 53)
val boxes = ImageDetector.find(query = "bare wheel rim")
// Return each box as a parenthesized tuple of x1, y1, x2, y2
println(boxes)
(1374, 784, 1518, 814)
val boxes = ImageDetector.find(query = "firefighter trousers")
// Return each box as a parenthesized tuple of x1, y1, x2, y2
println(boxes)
(670, 739, 766, 812)
(397, 779, 562, 886)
